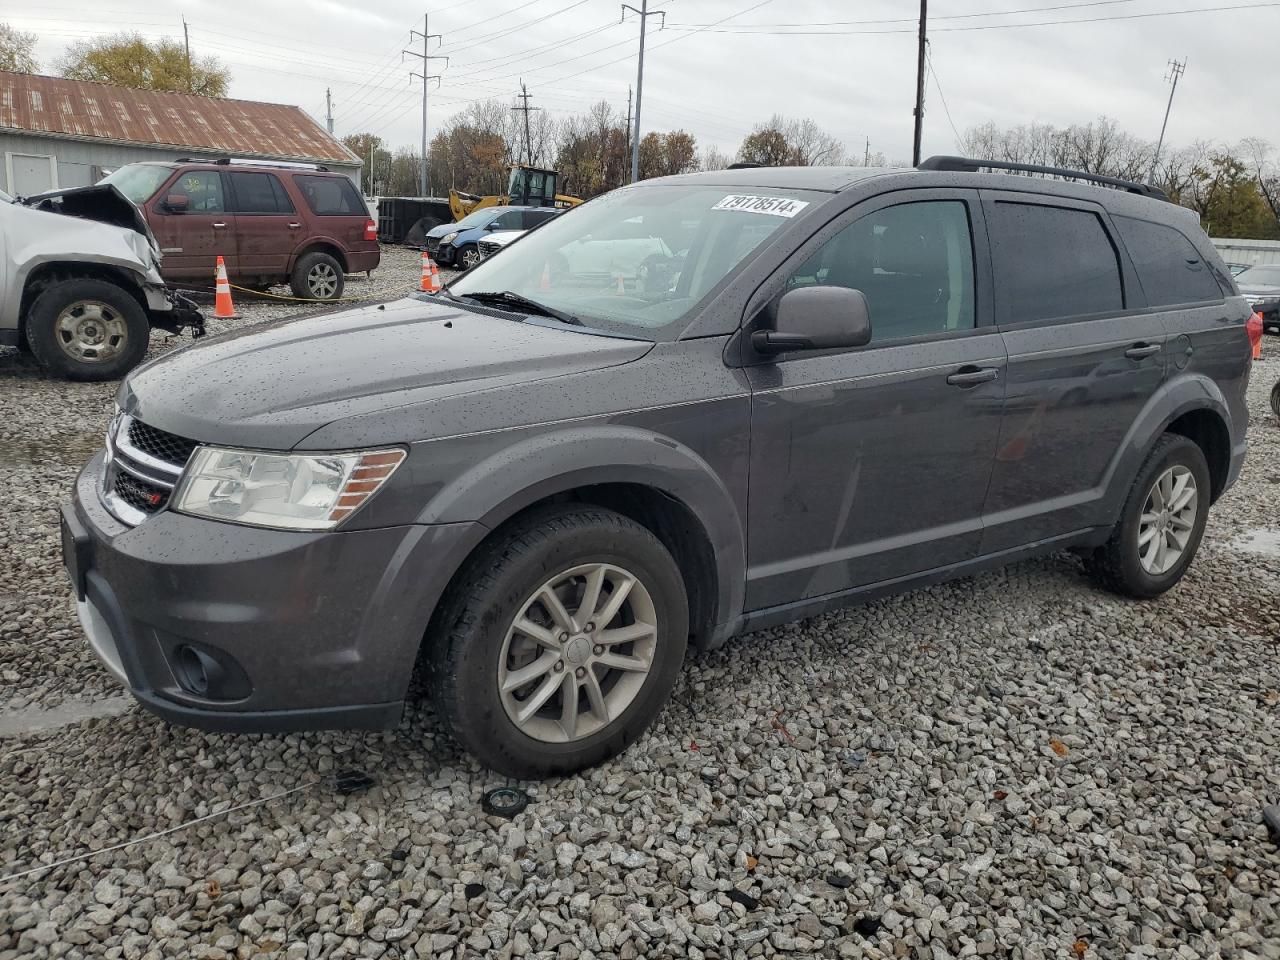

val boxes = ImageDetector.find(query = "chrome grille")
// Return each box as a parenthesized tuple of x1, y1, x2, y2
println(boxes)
(101, 413, 191, 526)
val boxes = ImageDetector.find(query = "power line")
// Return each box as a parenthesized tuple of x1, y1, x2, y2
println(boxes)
(663, 0, 1141, 30)
(654, 1, 1280, 35)
(927, 50, 964, 150)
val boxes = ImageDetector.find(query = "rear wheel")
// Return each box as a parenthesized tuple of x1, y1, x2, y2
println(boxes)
(1270, 379, 1280, 418)
(1085, 434, 1210, 598)
(429, 505, 688, 778)
(290, 252, 345, 300)
(24, 279, 150, 381)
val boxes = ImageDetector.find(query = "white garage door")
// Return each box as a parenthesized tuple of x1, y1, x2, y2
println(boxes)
(6, 153, 57, 196)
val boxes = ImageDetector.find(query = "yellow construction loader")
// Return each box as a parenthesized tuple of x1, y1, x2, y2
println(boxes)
(448, 164, 583, 221)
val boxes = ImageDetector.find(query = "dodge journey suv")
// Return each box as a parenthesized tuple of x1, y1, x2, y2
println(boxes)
(63, 158, 1255, 777)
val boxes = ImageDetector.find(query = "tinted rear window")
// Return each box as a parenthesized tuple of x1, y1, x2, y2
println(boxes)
(991, 202, 1124, 324)
(1114, 216, 1224, 305)
(294, 174, 364, 215)
(228, 172, 293, 214)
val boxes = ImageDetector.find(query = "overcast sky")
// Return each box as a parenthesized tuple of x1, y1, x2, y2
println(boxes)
(9, 0, 1280, 164)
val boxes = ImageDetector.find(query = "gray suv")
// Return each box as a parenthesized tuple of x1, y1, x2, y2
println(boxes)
(62, 158, 1256, 777)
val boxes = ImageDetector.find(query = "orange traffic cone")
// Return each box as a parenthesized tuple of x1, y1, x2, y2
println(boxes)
(615, 274, 626, 296)
(213, 256, 239, 319)
(539, 261, 552, 292)
(420, 251, 441, 293)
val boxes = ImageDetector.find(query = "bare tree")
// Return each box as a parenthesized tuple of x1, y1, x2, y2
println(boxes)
(700, 146, 733, 171)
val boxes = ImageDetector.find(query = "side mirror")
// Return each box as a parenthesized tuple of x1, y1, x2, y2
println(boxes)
(752, 286, 872, 355)
(163, 194, 189, 213)
(485, 220, 501, 231)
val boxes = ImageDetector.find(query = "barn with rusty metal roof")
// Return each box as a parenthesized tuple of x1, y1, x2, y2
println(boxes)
(0, 71, 361, 196)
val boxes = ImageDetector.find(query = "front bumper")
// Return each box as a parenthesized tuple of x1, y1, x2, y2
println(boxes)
(64, 452, 483, 733)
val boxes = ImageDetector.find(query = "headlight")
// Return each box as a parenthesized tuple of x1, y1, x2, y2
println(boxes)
(442, 232, 458, 243)
(172, 446, 405, 531)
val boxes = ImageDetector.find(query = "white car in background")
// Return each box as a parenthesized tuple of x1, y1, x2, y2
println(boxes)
(477, 229, 527, 261)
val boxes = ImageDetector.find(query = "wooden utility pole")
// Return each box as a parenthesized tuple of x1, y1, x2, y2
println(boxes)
(511, 81, 542, 166)
(1150, 59, 1186, 180)
(912, 0, 927, 167)
(182, 18, 192, 93)
(622, 2, 665, 183)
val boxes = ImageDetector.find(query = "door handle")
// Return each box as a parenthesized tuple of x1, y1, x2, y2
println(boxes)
(1124, 343, 1162, 360)
(211, 222, 226, 229)
(288, 222, 302, 229)
(946, 366, 999, 387)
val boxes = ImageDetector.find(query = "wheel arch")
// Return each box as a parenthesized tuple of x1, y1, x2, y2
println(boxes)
(417, 426, 747, 652)
(19, 262, 150, 341)
(290, 241, 348, 274)
(1104, 373, 1236, 513)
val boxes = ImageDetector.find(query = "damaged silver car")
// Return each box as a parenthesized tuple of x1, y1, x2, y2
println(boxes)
(1, 184, 204, 381)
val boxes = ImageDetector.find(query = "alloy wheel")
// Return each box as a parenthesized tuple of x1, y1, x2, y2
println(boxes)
(307, 263, 339, 298)
(1137, 465, 1198, 575)
(54, 300, 127, 363)
(498, 562, 658, 744)
(461, 247, 481, 270)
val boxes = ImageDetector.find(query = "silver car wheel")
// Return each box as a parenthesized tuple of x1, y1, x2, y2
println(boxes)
(1137, 465, 1198, 575)
(498, 562, 658, 744)
(307, 262, 339, 298)
(54, 300, 127, 363)
(461, 247, 482, 269)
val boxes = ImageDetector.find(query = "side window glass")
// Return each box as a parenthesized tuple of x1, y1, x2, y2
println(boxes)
(169, 171, 223, 213)
(269, 175, 295, 214)
(786, 200, 976, 342)
(991, 202, 1123, 323)
(228, 172, 281, 214)
(1114, 215, 1223, 305)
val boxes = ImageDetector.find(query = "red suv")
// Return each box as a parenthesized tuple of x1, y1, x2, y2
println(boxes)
(100, 159, 379, 300)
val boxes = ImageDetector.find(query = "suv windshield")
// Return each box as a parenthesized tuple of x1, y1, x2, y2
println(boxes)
(101, 164, 172, 204)
(449, 185, 825, 337)
(1239, 265, 1280, 285)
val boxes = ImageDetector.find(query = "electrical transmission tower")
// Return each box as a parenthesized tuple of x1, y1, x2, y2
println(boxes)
(622, 2, 665, 183)
(405, 14, 447, 196)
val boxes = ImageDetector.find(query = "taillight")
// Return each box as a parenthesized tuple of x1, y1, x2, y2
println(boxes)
(1247, 311, 1263, 360)
(364, 219, 377, 241)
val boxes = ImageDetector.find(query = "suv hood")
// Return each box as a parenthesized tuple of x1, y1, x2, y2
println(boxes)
(120, 296, 653, 450)
(21, 184, 159, 254)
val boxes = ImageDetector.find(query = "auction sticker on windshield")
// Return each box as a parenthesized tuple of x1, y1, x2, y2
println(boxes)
(712, 195, 810, 218)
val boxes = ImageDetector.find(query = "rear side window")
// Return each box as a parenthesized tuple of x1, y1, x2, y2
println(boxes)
(991, 202, 1123, 323)
(293, 174, 364, 215)
(1114, 216, 1224, 306)
(228, 172, 293, 214)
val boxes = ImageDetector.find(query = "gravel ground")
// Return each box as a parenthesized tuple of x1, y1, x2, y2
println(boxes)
(1, 262, 1278, 958)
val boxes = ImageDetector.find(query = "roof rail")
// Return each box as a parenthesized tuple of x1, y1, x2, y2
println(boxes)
(175, 157, 330, 172)
(919, 155, 1168, 201)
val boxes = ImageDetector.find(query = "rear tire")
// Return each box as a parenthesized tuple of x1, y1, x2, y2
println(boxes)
(24, 279, 150, 381)
(1270, 379, 1280, 418)
(428, 505, 688, 778)
(290, 252, 345, 301)
(1085, 434, 1210, 599)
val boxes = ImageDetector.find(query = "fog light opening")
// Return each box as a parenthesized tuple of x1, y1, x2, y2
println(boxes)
(176, 645, 210, 696)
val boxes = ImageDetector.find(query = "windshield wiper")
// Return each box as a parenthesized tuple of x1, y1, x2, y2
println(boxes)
(461, 290, 582, 325)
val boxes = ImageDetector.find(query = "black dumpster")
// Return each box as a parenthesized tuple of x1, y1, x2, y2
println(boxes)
(377, 197, 454, 244)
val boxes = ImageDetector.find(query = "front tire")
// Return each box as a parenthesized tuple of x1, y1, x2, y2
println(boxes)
(24, 279, 150, 381)
(290, 252, 345, 300)
(1085, 434, 1210, 598)
(428, 505, 688, 778)
(457, 244, 481, 271)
